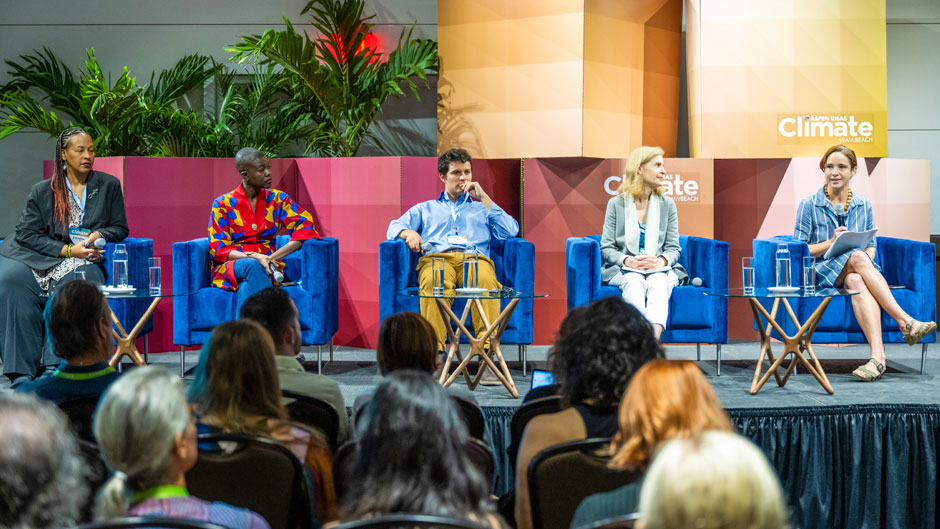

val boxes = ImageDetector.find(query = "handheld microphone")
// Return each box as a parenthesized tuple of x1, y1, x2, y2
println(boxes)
(834, 204, 845, 227)
(421, 242, 433, 253)
(691, 277, 703, 287)
(92, 238, 106, 249)
(268, 262, 284, 283)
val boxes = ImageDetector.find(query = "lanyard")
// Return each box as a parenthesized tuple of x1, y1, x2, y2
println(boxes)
(53, 365, 117, 380)
(131, 485, 189, 503)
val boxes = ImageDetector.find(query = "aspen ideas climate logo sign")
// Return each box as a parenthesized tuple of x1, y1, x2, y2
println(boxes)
(778, 114, 875, 144)
(604, 173, 700, 202)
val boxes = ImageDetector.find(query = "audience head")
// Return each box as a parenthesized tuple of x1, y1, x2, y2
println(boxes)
(93, 366, 195, 519)
(437, 148, 472, 176)
(188, 319, 287, 435)
(240, 287, 301, 356)
(376, 312, 438, 375)
(639, 431, 789, 529)
(609, 359, 733, 470)
(0, 392, 89, 529)
(618, 145, 665, 198)
(550, 296, 663, 407)
(343, 370, 497, 524)
(47, 280, 111, 362)
(557, 306, 588, 340)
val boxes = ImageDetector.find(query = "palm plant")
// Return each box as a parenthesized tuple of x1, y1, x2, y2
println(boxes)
(228, 0, 438, 157)
(0, 48, 221, 156)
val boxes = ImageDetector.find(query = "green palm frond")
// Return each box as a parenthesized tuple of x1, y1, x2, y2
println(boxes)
(145, 54, 221, 108)
(0, 88, 66, 140)
(1, 47, 82, 116)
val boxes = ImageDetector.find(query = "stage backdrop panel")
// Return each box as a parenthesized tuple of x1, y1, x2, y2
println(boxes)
(524, 157, 713, 344)
(438, 0, 681, 158)
(714, 156, 931, 339)
(686, 0, 888, 158)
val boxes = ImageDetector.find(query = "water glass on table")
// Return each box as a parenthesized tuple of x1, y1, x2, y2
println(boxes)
(112, 243, 129, 287)
(149, 257, 161, 295)
(742, 257, 755, 295)
(431, 257, 446, 296)
(463, 246, 479, 289)
(775, 243, 791, 288)
(803, 257, 815, 294)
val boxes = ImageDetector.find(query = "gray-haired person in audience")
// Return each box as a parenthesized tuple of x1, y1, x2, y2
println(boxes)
(638, 430, 789, 529)
(93, 365, 270, 529)
(0, 392, 90, 529)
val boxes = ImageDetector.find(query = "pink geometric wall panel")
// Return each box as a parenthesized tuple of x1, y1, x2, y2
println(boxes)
(296, 157, 403, 349)
(524, 157, 713, 344)
(400, 157, 521, 220)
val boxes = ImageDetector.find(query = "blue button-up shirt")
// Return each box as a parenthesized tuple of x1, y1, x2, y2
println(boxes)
(794, 186, 878, 287)
(387, 191, 519, 259)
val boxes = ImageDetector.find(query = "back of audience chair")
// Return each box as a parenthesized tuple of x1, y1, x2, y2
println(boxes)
(572, 513, 640, 529)
(72, 516, 230, 529)
(451, 396, 486, 440)
(508, 396, 563, 468)
(57, 394, 101, 443)
(332, 513, 490, 529)
(527, 438, 641, 529)
(283, 390, 341, 450)
(465, 438, 496, 493)
(187, 433, 314, 529)
(77, 439, 109, 523)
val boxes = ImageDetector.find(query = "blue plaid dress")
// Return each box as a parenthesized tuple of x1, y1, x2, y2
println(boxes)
(793, 187, 878, 287)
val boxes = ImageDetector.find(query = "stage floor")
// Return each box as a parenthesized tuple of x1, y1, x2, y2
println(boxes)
(4, 341, 937, 408)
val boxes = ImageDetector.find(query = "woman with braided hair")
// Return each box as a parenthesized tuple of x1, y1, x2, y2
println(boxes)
(0, 127, 128, 385)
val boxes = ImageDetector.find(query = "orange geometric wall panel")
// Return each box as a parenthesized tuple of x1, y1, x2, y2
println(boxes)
(438, 0, 682, 159)
(686, 0, 888, 158)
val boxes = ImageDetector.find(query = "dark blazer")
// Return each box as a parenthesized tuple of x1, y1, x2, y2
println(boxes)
(0, 171, 129, 270)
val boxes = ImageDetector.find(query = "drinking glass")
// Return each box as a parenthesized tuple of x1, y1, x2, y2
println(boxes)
(431, 257, 446, 296)
(775, 243, 791, 288)
(149, 257, 162, 295)
(803, 256, 815, 295)
(742, 257, 755, 295)
(463, 247, 479, 289)
(112, 243, 128, 287)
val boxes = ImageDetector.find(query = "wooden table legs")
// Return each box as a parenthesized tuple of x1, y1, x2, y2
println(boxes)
(108, 296, 162, 368)
(748, 296, 834, 395)
(437, 297, 520, 398)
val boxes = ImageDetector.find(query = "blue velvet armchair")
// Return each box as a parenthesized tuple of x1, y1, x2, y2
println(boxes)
(378, 237, 535, 369)
(173, 235, 339, 373)
(754, 235, 936, 373)
(566, 234, 729, 371)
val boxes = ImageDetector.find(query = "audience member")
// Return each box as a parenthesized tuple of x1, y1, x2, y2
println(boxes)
(240, 286, 348, 444)
(569, 359, 734, 528)
(352, 311, 476, 430)
(638, 431, 790, 529)
(340, 370, 506, 528)
(0, 392, 89, 529)
(93, 365, 268, 528)
(15, 280, 121, 403)
(514, 296, 663, 529)
(188, 319, 336, 521)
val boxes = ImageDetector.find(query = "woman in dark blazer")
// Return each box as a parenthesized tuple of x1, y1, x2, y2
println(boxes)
(0, 127, 128, 384)
(600, 146, 686, 339)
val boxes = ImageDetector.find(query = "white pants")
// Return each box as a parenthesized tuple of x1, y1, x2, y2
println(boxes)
(612, 270, 678, 328)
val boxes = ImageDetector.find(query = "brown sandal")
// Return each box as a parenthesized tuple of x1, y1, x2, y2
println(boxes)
(903, 319, 937, 345)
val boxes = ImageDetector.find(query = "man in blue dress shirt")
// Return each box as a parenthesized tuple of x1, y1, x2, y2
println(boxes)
(387, 149, 519, 377)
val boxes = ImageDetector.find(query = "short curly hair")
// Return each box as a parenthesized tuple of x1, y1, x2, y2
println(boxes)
(550, 296, 664, 407)
(437, 148, 472, 176)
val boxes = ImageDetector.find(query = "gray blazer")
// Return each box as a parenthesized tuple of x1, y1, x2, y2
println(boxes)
(600, 194, 687, 284)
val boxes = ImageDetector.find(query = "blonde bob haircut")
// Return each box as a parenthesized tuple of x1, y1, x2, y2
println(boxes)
(639, 431, 790, 529)
(616, 146, 665, 198)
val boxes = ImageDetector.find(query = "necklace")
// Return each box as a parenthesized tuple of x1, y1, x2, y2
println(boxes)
(824, 184, 851, 211)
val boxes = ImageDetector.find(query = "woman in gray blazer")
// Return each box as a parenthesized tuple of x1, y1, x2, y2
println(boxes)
(0, 127, 128, 384)
(600, 146, 686, 339)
